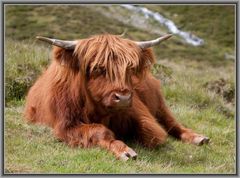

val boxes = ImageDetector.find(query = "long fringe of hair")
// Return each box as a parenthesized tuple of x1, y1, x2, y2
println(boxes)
(74, 34, 155, 86)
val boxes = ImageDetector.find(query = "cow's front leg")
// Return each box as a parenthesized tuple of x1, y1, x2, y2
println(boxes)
(131, 96, 168, 148)
(54, 123, 137, 161)
(156, 98, 210, 145)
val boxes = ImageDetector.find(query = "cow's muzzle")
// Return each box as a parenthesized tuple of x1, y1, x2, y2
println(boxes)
(112, 92, 132, 108)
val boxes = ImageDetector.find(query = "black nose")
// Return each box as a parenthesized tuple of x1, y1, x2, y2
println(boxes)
(113, 93, 132, 107)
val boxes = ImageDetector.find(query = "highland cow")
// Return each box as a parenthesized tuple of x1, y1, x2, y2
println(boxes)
(24, 34, 209, 160)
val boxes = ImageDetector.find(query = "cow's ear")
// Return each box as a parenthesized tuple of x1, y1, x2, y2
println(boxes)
(140, 48, 156, 68)
(53, 46, 79, 70)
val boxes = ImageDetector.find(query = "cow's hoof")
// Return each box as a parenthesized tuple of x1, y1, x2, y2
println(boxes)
(119, 148, 137, 161)
(193, 136, 210, 146)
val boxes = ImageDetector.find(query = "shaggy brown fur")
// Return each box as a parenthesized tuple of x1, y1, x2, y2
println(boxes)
(24, 34, 208, 160)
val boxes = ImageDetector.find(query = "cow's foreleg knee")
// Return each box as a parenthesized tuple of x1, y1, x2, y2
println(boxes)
(137, 118, 167, 148)
(54, 123, 137, 160)
(131, 96, 168, 148)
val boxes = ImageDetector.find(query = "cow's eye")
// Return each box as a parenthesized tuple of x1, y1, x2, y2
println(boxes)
(132, 69, 138, 75)
(127, 68, 137, 76)
(92, 67, 106, 78)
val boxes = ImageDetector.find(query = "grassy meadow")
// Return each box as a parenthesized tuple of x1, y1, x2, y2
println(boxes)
(4, 5, 236, 174)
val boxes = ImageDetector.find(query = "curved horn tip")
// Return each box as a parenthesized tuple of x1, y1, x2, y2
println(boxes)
(36, 36, 44, 39)
(36, 36, 50, 41)
(136, 33, 174, 49)
(159, 34, 173, 41)
(161, 33, 173, 39)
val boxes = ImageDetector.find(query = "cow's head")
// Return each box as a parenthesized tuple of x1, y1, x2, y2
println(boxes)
(36, 34, 172, 111)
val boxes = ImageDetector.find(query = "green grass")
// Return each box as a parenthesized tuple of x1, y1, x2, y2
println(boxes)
(5, 39, 49, 104)
(4, 5, 236, 174)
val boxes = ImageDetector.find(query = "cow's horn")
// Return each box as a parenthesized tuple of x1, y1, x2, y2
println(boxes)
(135, 34, 173, 49)
(36, 36, 77, 50)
